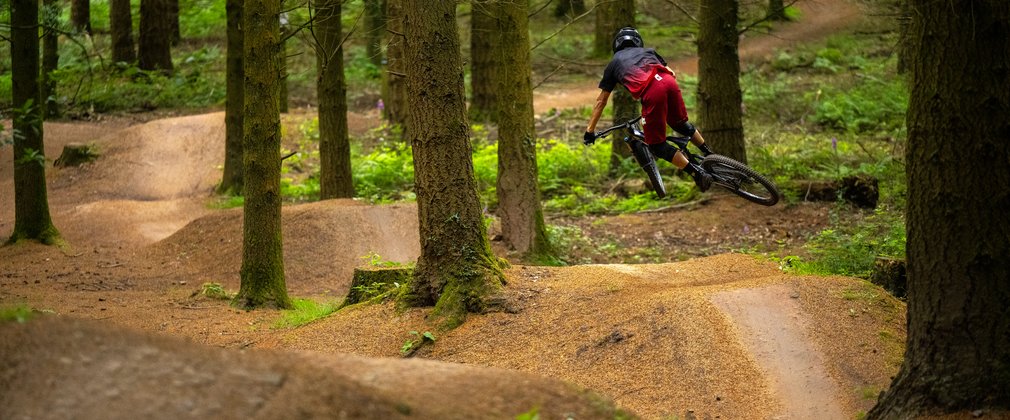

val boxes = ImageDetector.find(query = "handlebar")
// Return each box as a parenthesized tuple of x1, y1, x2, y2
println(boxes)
(595, 116, 643, 139)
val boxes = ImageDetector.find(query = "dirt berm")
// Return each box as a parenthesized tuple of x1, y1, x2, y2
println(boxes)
(0, 317, 629, 419)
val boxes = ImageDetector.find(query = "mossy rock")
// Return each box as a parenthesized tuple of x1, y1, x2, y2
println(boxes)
(54, 143, 100, 167)
(344, 266, 413, 307)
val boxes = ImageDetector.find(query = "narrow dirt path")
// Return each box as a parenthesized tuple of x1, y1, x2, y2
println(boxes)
(712, 285, 849, 419)
(532, 0, 863, 114)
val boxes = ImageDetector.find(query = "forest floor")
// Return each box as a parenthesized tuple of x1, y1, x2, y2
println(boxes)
(0, 1, 913, 418)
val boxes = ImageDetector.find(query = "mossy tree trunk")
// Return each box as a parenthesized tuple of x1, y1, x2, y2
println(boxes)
(469, 0, 497, 122)
(593, 0, 632, 58)
(138, 0, 173, 72)
(697, 0, 746, 164)
(278, 14, 289, 113)
(493, 0, 552, 260)
(867, 1, 1010, 417)
(218, 0, 243, 195)
(234, 0, 291, 309)
(70, 0, 90, 33)
(364, 0, 385, 67)
(403, 0, 505, 328)
(605, 0, 636, 173)
(381, 0, 407, 130)
(109, 0, 136, 63)
(41, 0, 60, 119)
(8, 0, 62, 246)
(315, 0, 354, 198)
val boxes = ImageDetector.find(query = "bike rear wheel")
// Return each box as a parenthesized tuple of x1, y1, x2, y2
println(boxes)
(701, 155, 780, 206)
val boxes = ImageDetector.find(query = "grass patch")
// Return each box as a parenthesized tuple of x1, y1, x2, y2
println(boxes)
(0, 304, 49, 323)
(273, 298, 341, 329)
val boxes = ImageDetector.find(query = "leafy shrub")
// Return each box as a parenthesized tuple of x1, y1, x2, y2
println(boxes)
(790, 208, 906, 278)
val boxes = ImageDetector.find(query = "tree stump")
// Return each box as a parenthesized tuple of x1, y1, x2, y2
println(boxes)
(791, 175, 879, 208)
(54, 142, 100, 167)
(343, 266, 413, 307)
(870, 256, 906, 298)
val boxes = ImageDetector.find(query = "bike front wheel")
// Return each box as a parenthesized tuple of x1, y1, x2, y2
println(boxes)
(701, 155, 780, 206)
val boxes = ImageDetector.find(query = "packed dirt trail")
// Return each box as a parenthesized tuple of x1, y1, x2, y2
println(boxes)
(1, 1, 904, 417)
(2, 113, 904, 418)
(532, 0, 863, 114)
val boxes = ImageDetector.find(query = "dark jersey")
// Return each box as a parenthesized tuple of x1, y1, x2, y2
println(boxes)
(598, 47, 669, 98)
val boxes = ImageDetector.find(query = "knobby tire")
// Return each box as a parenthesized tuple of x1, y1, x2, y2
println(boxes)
(701, 155, 780, 206)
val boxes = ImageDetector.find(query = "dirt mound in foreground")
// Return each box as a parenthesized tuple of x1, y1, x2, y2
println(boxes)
(0, 317, 628, 419)
(265, 254, 905, 419)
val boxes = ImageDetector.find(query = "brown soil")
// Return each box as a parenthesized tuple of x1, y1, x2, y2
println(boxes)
(0, 2, 905, 417)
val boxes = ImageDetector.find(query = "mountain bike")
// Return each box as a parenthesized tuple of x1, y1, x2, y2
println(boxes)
(593, 116, 781, 206)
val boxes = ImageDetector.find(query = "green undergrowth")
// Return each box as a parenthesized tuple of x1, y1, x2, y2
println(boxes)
(0, 304, 48, 323)
(273, 297, 341, 329)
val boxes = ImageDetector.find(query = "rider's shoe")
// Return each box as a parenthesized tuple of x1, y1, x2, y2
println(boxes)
(689, 163, 712, 192)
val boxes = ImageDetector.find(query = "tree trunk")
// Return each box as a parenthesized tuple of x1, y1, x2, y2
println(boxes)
(364, 0, 385, 67)
(70, 0, 90, 33)
(553, 0, 585, 19)
(609, 86, 637, 173)
(41, 0, 60, 119)
(168, 0, 180, 45)
(697, 0, 746, 164)
(234, 0, 291, 309)
(593, 0, 611, 58)
(469, 0, 497, 122)
(9, 0, 62, 245)
(493, 0, 552, 260)
(315, 0, 354, 199)
(895, 0, 911, 74)
(867, 1, 1010, 417)
(605, 0, 636, 173)
(403, 0, 505, 328)
(381, 0, 407, 129)
(766, 0, 786, 21)
(278, 21, 289, 113)
(109, 0, 136, 63)
(218, 0, 243, 195)
(138, 0, 173, 72)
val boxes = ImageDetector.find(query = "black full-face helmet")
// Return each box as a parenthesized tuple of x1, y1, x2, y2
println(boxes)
(613, 27, 644, 53)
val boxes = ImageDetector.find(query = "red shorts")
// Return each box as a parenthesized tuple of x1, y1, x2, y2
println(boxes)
(640, 71, 689, 145)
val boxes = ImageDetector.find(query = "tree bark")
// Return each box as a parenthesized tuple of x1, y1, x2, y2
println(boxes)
(70, 0, 90, 33)
(42, 0, 60, 119)
(9, 0, 62, 245)
(697, 0, 746, 164)
(469, 0, 497, 122)
(315, 0, 355, 199)
(553, 0, 585, 19)
(168, 0, 180, 45)
(766, 0, 786, 21)
(493, 0, 552, 260)
(867, 1, 1010, 417)
(139, 0, 173, 72)
(364, 0, 385, 67)
(218, 0, 243, 195)
(109, 0, 136, 64)
(278, 20, 289, 113)
(604, 0, 636, 173)
(403, 0, 505, 328)
(234, 0, 291, 309)
(381, 0, 407, 129)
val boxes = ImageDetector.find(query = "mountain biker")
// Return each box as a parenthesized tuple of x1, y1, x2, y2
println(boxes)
(583, 27, 713, 191)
